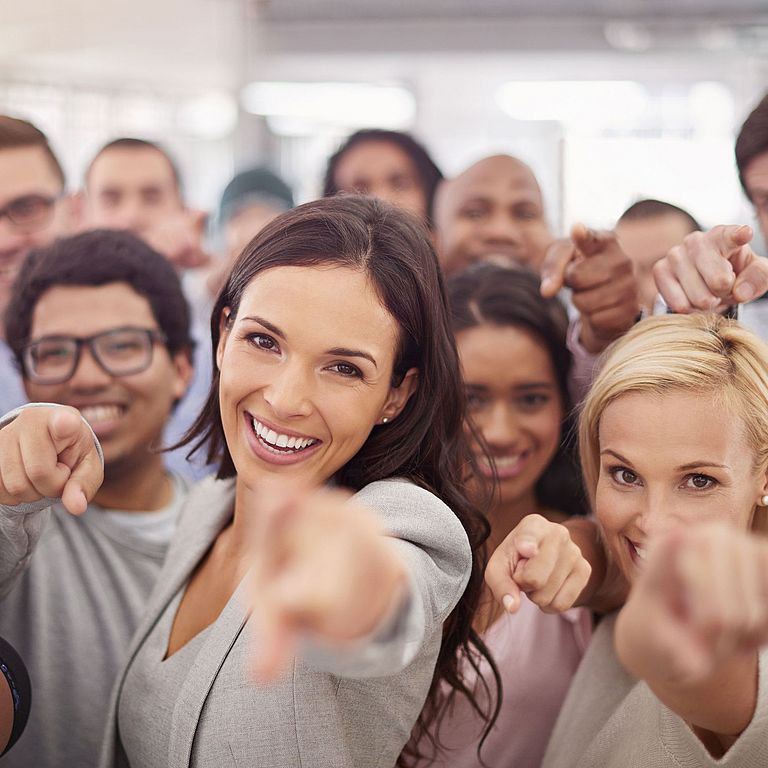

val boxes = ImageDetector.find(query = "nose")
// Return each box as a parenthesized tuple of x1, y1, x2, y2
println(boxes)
(69, 347, 113, 391)
(482, 210, 522, 246)
(110, 197, 148, 235)
(638, 492, 681, 540)
(262, 360, 313, 420)
(478, 401, 520, 449)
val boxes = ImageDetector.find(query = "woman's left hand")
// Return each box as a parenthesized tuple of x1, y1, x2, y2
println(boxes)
(249, 485, 407, 681)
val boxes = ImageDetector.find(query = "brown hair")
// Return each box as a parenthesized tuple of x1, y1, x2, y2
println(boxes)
(181, 194, 498, 764)
(0, 115, 65, 187)
(736, 92, 768, 201)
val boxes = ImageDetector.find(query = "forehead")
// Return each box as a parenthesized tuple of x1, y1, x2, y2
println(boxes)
(0, 146, 63, 204)
(336, 141, 416, 178)
(599, 390, 751, 466)
(439, 158, 541, 211)
(237, 265, 400, 356)
(616, 215, 694, 255)
(457, 324, 557, 386)
(743, 151, 768, 195)
(88, 147, 178, 191)
(30, 283, 156, 337)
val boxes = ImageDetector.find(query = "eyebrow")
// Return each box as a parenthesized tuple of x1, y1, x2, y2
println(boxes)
(600, 448, 730, 471)
(241, 315, 378, 368)
(465, 382, 554, 391)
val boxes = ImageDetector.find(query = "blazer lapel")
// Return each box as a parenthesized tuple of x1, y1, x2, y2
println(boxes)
(167, 577, 251, 768)
(99, 477, 237, 768)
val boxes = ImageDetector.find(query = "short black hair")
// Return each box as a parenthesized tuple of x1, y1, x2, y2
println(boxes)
(736, 92, 768, 200)
(85, 137, 182, 193)
(618, 198, 702, 233)
(0, 115, 66, 188)
(322, 129, 443, 226)
(5, 229, 193, 374)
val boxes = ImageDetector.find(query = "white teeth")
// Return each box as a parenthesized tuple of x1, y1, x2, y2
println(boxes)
(250, 418, 317, 453)
(494, 454, 522, 468)
(632, 543, 647, 560)
(79, 405, 122, 424)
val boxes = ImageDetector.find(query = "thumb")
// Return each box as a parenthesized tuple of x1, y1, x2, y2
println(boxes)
(731, 257, 768, 304)
(540, 239, 576, 297)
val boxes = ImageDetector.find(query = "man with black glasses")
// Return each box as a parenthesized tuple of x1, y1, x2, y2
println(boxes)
(0, 116, 76, 413)
(0, 229, 193, 768)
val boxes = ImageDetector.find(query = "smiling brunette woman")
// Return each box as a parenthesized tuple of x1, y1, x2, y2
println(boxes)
(62, 194, 491, 768)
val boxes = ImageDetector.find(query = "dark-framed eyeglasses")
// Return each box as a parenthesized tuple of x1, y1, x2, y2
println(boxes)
(0, 193, 61, 232)
(22, 327, 168, 385)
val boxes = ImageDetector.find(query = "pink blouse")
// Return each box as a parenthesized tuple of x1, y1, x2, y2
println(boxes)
(423, 595, 592, 768)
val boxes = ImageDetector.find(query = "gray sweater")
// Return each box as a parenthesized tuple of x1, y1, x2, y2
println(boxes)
(98, 476, 472, 768)
(543, 612, 768, 768)
(0, 400, 187, 768)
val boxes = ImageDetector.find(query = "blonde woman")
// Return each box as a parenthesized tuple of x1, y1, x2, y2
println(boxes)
(525, 313, 768, 767)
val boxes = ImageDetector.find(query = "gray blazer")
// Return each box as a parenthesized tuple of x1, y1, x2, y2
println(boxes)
(98, 476, 471, 768)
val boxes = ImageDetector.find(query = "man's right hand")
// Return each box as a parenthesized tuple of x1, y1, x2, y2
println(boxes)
(653, 224, 768, 312)
(0, 407, 103, 515)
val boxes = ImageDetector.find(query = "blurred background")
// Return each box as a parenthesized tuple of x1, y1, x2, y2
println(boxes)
(2, 0, 767, 236)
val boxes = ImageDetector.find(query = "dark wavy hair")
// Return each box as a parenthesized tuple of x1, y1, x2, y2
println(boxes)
(5, 229, 193, 371)
(736, 91, 768, 200)
(322, 129, 444, 226)
(448, 263, 588, 518)
(181, 194, 497, 765)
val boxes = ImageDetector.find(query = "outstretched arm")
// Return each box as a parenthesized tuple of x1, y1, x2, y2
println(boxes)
(614, 524, 768, 757)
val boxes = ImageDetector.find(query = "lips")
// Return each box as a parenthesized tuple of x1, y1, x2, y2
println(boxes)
(244, 412, 323, 466)
(627, 538, 647, 564)
(75, 403, 127, 439)
(475, 450, 530, 480)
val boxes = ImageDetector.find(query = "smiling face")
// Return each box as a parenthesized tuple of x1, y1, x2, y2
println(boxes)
(216, 265, 417, 489)
(457, 323, 563, 511)
(85, 146, 183, 236)
(24, 283, 191, 473)
(742, 150, 768, 244)
(332, 141, 428, 220)
(595, 390, 766, 584)
(0, 146, 70, 316)
(435, 155, 553, 276)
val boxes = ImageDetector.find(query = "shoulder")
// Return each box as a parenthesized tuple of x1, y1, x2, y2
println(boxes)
(353, 478, 471, 572)
(353, 479, 463, 536)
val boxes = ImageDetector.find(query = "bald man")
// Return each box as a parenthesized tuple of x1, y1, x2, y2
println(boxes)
(435, 155, 640, 399)
(435, 155, 553, 274)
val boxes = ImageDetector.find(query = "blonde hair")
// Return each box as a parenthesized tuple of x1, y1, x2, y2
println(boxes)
(579, 314, 768, 532)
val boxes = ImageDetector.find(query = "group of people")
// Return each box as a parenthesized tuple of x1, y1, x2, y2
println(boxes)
(0, 89, 767, 768)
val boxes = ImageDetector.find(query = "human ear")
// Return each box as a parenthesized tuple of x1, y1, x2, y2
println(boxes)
(378, 368, 419, 424)
(170, 350, 194, 401)
(216, 308, 232, 370)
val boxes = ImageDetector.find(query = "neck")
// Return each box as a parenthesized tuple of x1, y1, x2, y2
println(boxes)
(94, 454, 173, 512)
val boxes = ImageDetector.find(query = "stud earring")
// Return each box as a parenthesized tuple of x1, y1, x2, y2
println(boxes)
(761, 494, 768, 507)
(381, 417, 389, 424)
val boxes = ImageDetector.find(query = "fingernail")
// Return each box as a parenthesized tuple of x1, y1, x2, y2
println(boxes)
(540, 277, 553, 292)
(734, 282, 756, 303)
(502, 594, 516, 613)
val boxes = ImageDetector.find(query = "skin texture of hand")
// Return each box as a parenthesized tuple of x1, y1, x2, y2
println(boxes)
(141, 209, 211, 270)
(614, 524, 768, 750)
(540, 224, 640, 354)
(485, 513, 592, 615)
(0, 406, 103, 515)
(653, 224, 768, 312)
(249, 485, 407, 681)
